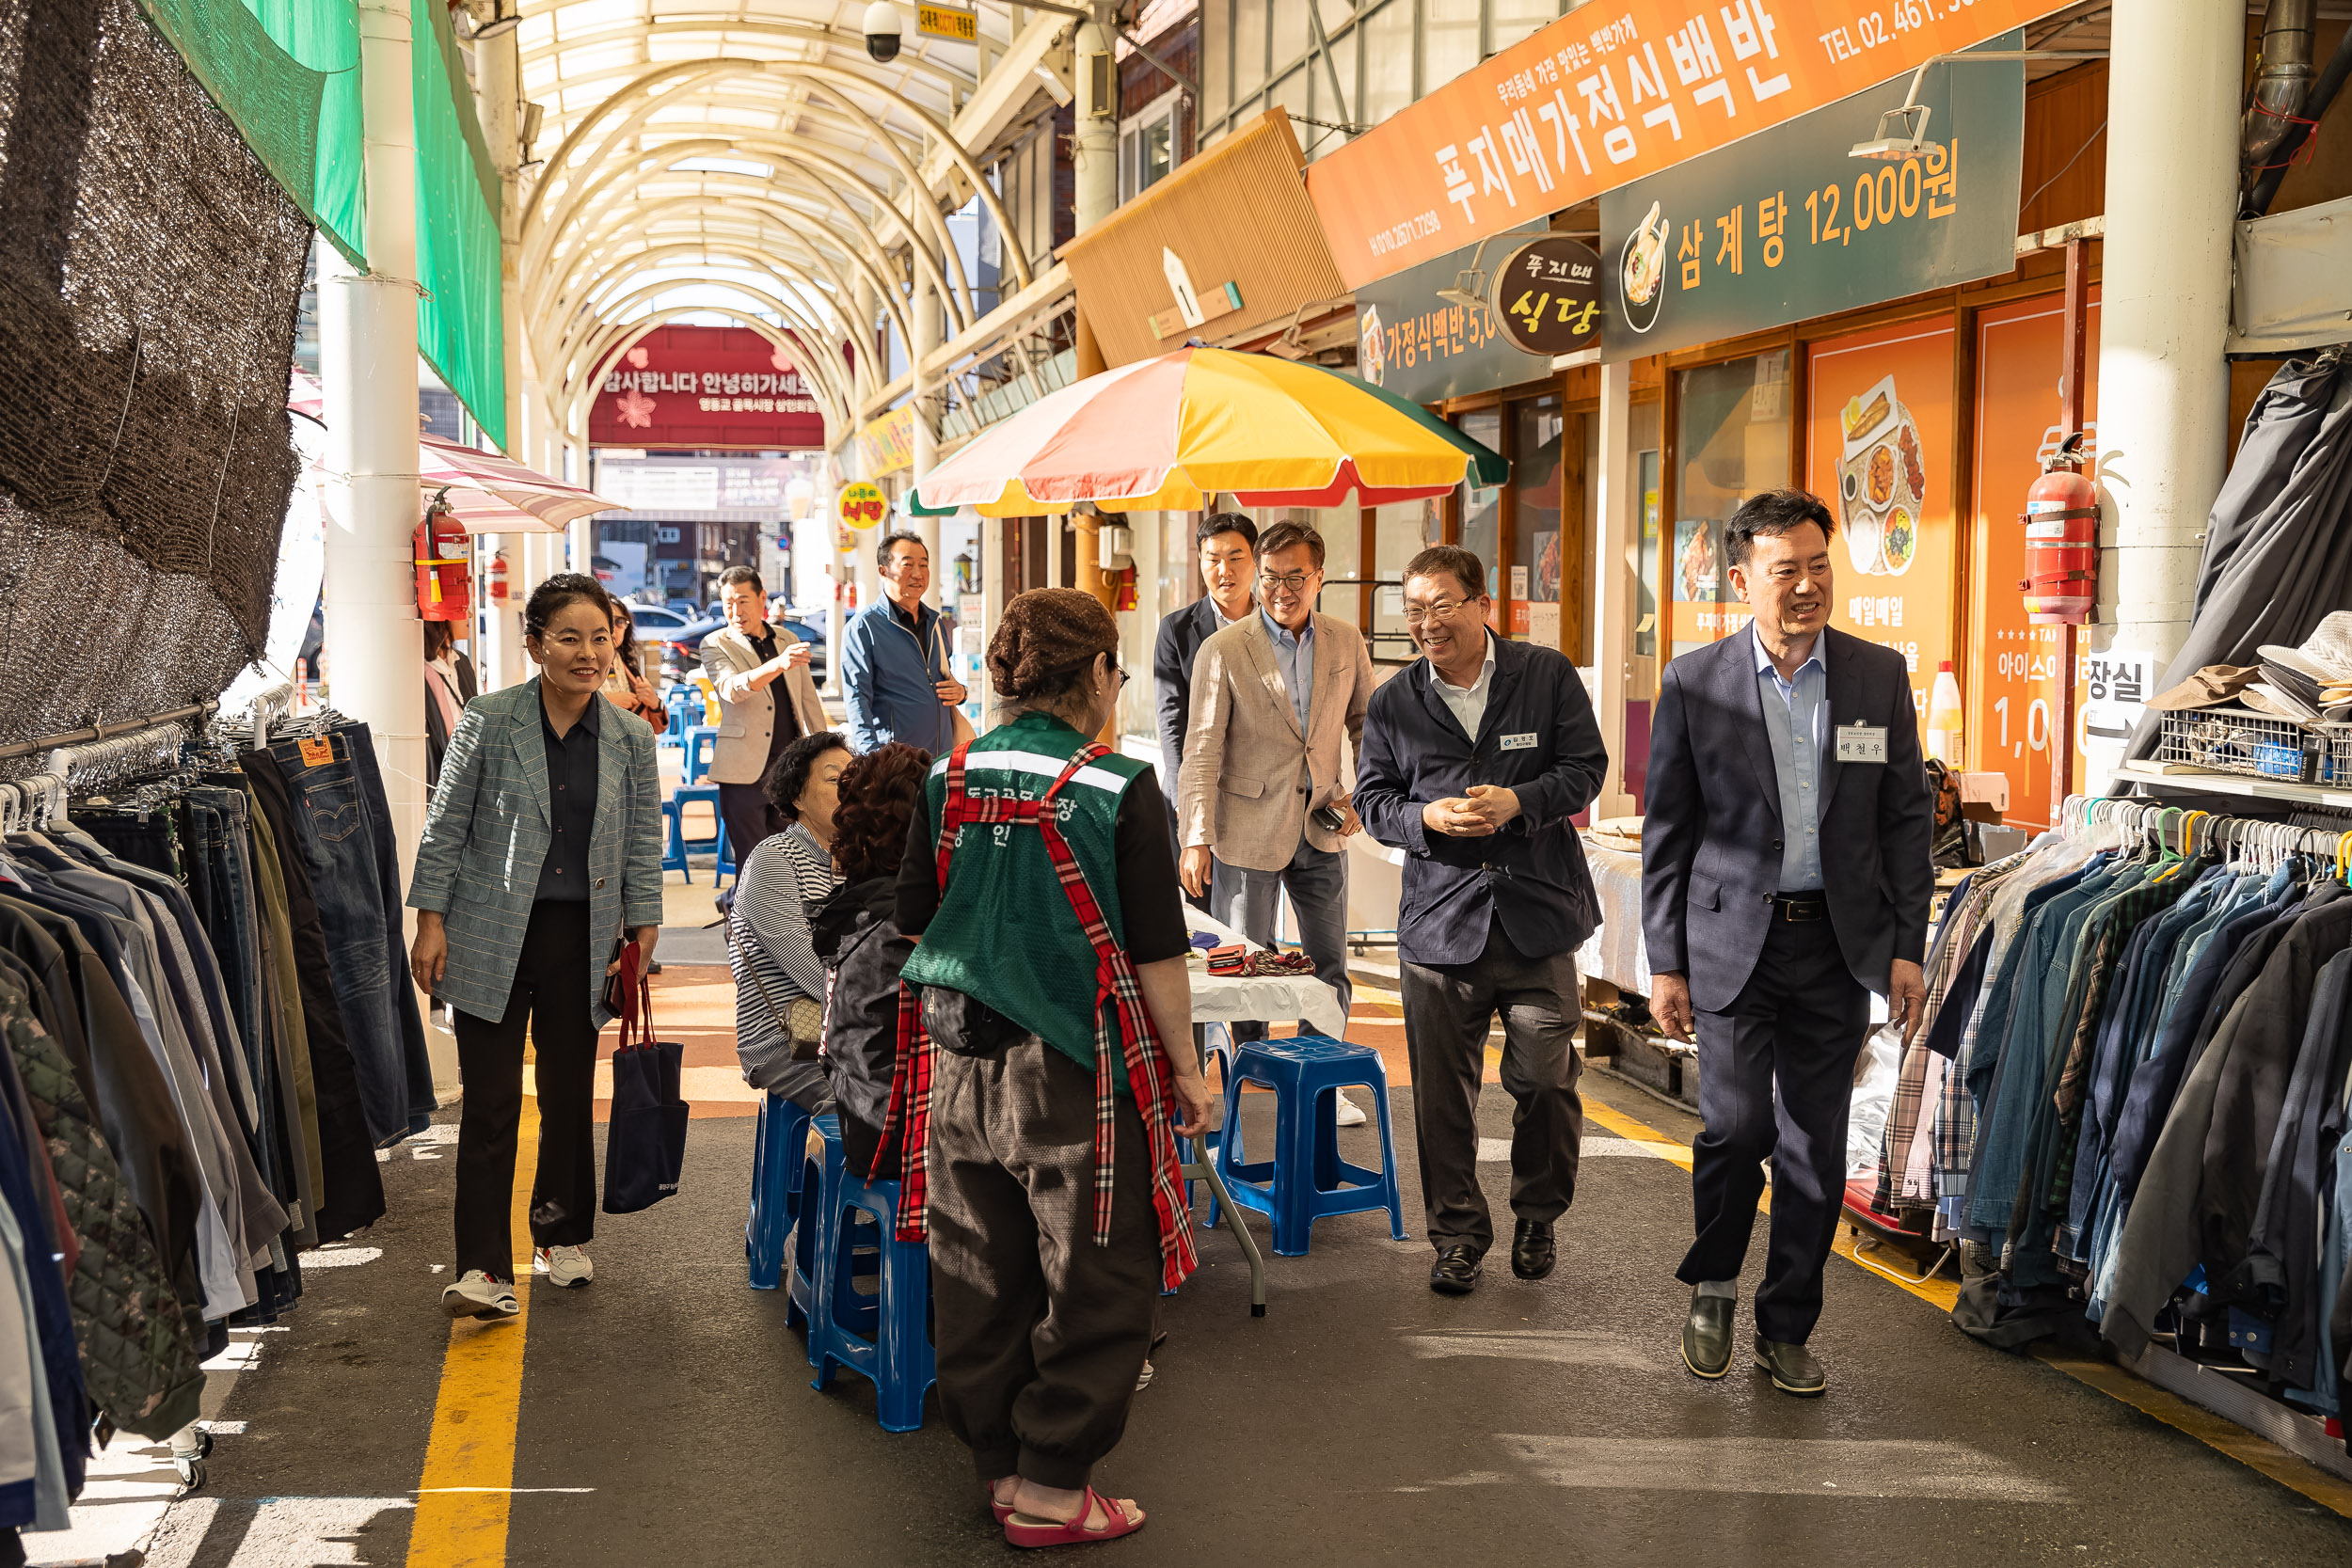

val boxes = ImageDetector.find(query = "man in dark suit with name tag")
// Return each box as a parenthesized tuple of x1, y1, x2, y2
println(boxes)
(1356, 546, 1607, 1296)
(1152, 513, 1259, 905)
(1642, 488, 1932, 1397)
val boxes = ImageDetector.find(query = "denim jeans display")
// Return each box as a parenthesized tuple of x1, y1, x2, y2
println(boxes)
(262, 723, 434, 1146)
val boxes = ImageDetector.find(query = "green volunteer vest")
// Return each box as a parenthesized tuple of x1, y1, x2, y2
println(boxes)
(899, 711, 1151, 1081)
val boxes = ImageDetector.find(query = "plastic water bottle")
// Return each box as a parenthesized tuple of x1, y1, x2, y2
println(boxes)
(1925, 660, 1963, 764)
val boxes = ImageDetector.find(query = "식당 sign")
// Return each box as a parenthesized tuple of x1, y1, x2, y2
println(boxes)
(1304, 0, 2057, 291)
(1598, 33, 2024, 360)
(1489, 235, 1606, 356)
(588, 325, 825, 450)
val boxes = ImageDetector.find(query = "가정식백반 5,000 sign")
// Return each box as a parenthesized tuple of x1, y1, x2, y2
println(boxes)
(1304, 0, 2053, 291)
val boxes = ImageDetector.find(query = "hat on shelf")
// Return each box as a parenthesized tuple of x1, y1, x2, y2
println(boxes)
(2258, 611, 2352, 683)
(2145, 663, 2259, 711)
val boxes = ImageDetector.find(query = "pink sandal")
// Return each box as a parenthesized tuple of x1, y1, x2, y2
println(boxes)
(1002, 1488, 1145, 1548)
(986, 1482, 1016, 1523)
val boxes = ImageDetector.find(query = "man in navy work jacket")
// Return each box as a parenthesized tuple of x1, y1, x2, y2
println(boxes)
(1356, 545, 1607, 1297)
(1642, 486, 1932, 1399)
(839, 531, 965, 753)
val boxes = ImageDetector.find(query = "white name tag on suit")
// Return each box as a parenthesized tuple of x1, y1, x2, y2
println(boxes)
(1835, 723, 1888, 765)
(1499, 733, 1539, 752)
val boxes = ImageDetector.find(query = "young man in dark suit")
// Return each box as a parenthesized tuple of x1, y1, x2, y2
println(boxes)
(1642, 487, 1933, 1396)
(1152, 513, 1258, 907)
(1355, 546, 1609, 1295)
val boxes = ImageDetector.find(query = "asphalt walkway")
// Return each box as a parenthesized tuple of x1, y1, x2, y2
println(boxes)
(37, 962, 2352, 1568)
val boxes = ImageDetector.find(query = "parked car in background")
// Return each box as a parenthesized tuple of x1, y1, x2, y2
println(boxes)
(656, 613, 827, 686)
(623, 602, 695, 637)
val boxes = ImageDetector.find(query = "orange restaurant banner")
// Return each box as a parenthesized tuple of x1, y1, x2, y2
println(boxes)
(1969, 292, 2101, 829)
(1804, 319, 1956, 721)
(1305, 0, 2058, 290)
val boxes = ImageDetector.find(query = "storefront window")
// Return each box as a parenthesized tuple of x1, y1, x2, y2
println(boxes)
(1370, 499, 1441, 662)
(1633, 447, 1661, 659)
(1359, 0, 1414, 126)
(1424, 0, 1482, 95)
(1235, 1, 1268, 104)
(1509, 394, 1566, 649)
(1456, 407, 1502, 624)
(1670, 349, 1789, 656)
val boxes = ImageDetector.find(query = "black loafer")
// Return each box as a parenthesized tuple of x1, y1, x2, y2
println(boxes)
(1681, 1291, 1734, 1379)
(1428, 1243, 1484, 1295)
(1510, 1219, 1557, 1280)
(1754, 1335, 1827, 1396)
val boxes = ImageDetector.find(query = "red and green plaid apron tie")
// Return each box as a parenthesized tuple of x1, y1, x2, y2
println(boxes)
(874, 742, 1200, 1292)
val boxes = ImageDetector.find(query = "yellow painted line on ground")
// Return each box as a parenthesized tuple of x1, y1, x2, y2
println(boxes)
(2030, 1347, 2352, 1519)
(407, 1087, 539, 1566)
(1582, 1083, 2352, 1517)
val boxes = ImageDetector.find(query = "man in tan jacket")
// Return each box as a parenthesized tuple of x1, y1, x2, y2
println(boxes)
(701, 566, 828, 868)
(1178, 520, 1378, 1065)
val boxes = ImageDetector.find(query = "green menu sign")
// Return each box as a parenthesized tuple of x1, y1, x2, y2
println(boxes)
(1353, 226, 1547, 406)
(1598, 33, 2026, 364)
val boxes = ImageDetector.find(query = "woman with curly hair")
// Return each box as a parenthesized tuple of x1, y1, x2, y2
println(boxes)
(890, 588, 1212, 1547)
(806, 742, 934, 1177)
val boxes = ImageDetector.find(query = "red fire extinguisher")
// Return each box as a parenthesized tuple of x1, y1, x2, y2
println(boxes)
(486, 548, 510, 605)
(414, 496, 472, 623)
(2020, 433, 2097, 625)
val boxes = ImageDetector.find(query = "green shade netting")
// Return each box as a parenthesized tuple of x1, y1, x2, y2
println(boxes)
(413, 0, 505, 450)
(134, 0, 507, 451)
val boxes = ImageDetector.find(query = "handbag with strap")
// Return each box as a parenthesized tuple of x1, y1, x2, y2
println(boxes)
(602, 946, 690, 1213)
(731, 906, 825, 1057)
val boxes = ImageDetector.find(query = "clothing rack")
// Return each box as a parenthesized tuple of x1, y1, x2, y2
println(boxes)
(0, 700, 216, 763)
(2063, 794, 2352, 867)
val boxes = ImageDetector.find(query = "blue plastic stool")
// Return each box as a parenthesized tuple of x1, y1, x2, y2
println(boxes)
(682, 725, 719, 784)
(807, 1119, 936, 1432)
(660, 689, 693, 747)
(747, 1092, 814, 1291)
(1214, 1035, 1406, 1257)
(663, 784, 724, 883)
(786, 1117, 847, 1365)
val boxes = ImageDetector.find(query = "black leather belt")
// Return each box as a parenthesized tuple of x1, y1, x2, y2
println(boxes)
(1772, 893, 1829, 923)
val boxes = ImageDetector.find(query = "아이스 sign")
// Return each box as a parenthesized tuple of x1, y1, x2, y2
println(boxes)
(1306, 0, 2052, 290)
(589, 325, 826, 450)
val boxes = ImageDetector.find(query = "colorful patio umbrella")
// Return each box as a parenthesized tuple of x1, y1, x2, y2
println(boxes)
(420, 436, 619, 534)
(908, 346, 1506, 516)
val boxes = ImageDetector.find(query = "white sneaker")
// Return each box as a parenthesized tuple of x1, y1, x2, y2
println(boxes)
(441, 1270, 518, 1320)
(535, 1244, 594, 1288)
(1334, 1090, 1369, 1128)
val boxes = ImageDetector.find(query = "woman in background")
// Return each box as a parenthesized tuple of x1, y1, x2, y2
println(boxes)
(421, 620, 473, 786)
(604, 601, 665, 725)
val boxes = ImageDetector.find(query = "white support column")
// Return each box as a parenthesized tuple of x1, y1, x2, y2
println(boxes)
(912, 276, 942, 609)
(320, 0, 424, 881)
(2089, 0, 2241, 785)
(1073, 10, 1118, 233)
(824, 454, 847, 696)
(1046, 515, 1066, 588)
(980, 514, 1005, 728)
(478, 22, 524, 694)
(1592, 360, 1636, 818)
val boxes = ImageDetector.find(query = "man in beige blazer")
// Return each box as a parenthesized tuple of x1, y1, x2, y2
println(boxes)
(702, 565, 828, 867)
(1178, 520, 1378, 1063)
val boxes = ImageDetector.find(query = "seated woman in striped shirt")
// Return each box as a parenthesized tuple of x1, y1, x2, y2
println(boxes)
(726, 730, 850, 1106)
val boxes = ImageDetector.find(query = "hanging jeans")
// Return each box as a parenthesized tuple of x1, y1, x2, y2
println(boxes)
(259, 727, 433, 1145)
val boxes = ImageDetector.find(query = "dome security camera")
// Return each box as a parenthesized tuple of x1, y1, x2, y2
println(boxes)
(863, 2, 904, 63)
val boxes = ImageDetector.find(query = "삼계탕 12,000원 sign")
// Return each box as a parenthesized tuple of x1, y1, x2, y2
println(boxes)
(1304, 0, 2061, 291)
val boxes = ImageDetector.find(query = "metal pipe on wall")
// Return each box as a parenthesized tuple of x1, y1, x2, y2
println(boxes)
(1593, 359, 1636, 818)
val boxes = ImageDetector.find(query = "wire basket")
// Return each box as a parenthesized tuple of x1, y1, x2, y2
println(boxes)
(2156, 706, 2316, 783)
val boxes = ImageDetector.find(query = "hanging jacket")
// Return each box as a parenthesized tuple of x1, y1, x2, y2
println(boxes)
(0, 974, 202, 1439)
(808, 876, 907, 1179)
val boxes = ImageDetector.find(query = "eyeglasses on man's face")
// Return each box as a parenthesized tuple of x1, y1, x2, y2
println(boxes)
(1402, 597, 1472, 626)
(1260, 569, 1315, 593)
